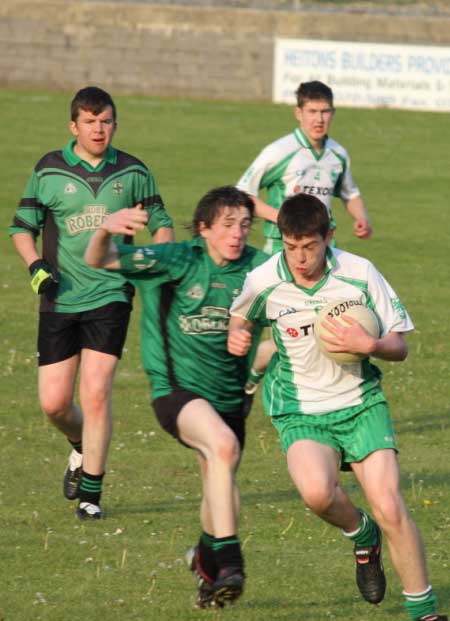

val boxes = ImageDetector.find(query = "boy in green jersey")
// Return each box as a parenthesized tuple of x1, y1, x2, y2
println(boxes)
(228, 194, 446, 621)
(9, 86, 173, 520)
(85, 186, 268, 608)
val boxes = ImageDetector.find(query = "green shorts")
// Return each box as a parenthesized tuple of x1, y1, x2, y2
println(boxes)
(271, 398, 397, 466)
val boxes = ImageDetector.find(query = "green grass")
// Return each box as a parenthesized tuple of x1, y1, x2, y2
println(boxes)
(0, 89, 449, 621)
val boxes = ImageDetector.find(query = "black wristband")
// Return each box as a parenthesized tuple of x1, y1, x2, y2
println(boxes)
(29, 259, 47, 276)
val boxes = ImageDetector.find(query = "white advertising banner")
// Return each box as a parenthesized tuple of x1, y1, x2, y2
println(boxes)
(273, 38, 450, 112)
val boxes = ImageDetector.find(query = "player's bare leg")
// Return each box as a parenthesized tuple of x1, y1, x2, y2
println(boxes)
(75, 349, 118, 519)
(179, 399, 240, 536)
(352, 450, 428, 593)
(287, 440, 361, 529)
(38, 354, 82, 440)
(39, 356, 85, 502)
(352, 450, 446, 618)
(197, 454, 241, 536)
(178, 399, 244, 606)
(287, 440, 386, 604)
(79, 349, 117, 474)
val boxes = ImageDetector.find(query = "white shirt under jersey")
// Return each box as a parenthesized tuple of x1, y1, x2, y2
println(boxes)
(230, 248, 414, 416)
(236, 127, 360, 240)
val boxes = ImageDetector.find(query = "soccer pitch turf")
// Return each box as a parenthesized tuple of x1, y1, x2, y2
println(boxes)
(0, 89, 449, 620)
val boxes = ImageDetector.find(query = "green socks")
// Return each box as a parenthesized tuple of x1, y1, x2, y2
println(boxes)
(404, 585, 437, 620)
(343, 509, 379, 547)
(344, 512, 439, 620)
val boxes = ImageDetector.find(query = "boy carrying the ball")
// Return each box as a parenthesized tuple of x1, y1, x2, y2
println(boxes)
(227, 193, 446, 621)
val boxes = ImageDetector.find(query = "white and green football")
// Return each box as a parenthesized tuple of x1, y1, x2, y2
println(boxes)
(314, 299, 380, 363)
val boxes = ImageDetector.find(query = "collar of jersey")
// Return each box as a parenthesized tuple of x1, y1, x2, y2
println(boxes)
(191, 236, 252, 270)
(63, 139, 117, 171)
(277, 246, 336, 295)
(294, 127, 328, 161)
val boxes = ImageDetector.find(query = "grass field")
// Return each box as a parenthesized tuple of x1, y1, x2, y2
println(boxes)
(0, 89, 449, 621)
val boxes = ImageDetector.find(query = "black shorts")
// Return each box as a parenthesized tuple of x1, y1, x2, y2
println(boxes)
(152, 388, 252, 451)
(37, 301, 132, 366)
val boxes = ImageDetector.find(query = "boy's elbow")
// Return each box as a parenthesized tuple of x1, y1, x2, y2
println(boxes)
(399, 343, 408, 361)
(395, 339, 408, 361)
(84, 252, 101, 269)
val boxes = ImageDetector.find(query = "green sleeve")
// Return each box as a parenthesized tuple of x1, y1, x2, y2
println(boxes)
(136, 169, 173, 234)
(147, 203, 173, 233)
(8, 171, 46, 238)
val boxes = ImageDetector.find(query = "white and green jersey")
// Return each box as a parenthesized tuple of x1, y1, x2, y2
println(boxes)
(230, 247, 413, 417)
(117, 238, 268, 413)
(237, 128, 360, 240)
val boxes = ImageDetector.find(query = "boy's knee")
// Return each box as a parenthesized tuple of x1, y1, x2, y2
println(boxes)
(40, 397, 72, 421)
(371, 494, 407, 531)
(302, 485, 335, 515)
(215, 432, 240, 467)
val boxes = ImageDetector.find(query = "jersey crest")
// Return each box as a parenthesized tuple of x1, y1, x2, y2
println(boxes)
(112, 182, 124, 195)
(186, 284, 204, 299)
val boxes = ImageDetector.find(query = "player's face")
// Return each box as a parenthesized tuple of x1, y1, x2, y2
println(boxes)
(69, 106, 116, 166)
(282, 231, 332, 286)
(200, 206, 252, 266)
(295, 99, 334, 148)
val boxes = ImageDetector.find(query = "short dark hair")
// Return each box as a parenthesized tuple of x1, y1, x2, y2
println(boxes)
(191, 186, 255, 236)
(295, 81, 333, 108)
(71, 86, 117, 122)
(278, 194, 330, 240)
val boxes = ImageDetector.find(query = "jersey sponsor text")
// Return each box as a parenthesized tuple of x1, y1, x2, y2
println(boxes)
(65, 205, 107, 235)
(179, 306, 230, 334)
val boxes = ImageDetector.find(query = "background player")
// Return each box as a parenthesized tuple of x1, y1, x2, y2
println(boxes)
(85, 186, 268, 608)
(237, 80, 372, 255)
(227, 194, 446, 621)
(9, 86, 173, 520)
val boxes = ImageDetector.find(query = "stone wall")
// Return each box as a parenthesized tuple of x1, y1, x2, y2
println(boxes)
(1, 0, 450, 100)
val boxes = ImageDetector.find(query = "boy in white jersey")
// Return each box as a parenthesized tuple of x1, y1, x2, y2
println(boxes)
(237, 80, 372, 393)
(237, 80, 371, 255)
(227, 194, 446, 621)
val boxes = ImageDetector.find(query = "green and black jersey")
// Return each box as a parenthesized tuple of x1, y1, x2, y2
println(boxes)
(9, 139, 173, 312)
(117, 238, 268, 412)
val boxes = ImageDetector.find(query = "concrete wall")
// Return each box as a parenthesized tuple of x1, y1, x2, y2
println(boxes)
(1, 0, 450, 101)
